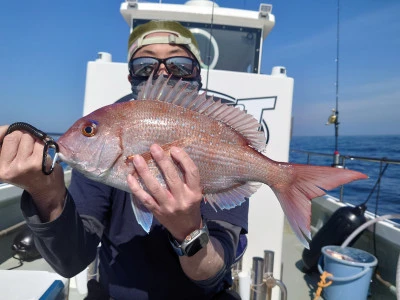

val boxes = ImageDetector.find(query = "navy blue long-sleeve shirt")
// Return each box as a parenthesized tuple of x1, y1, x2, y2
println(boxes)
(21, 169, 249, 299)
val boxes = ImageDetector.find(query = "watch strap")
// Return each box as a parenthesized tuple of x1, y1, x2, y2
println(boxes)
(169, 233, 185, 256)
(168, 220, 209, 257)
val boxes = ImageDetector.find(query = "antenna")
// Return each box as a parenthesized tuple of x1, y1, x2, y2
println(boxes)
(204, 1, 215, 92)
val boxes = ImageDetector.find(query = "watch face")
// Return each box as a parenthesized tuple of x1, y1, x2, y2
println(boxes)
(184, 232, 209, 257)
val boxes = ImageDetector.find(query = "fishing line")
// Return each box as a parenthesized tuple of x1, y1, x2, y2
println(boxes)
(356, 160, 388, 273)
(360, 161, 389, 207)
(373, 160, 386, 269)
(7, 255, 24, 270)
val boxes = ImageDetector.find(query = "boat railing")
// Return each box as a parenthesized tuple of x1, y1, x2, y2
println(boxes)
(290, 149, 400, 203)
(292, 149, 400, 166)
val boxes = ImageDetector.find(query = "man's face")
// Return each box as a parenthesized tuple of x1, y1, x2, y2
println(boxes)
(130, 32, 200, 78)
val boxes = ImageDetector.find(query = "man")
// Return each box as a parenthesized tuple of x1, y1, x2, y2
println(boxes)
(0, 20, 248, 299)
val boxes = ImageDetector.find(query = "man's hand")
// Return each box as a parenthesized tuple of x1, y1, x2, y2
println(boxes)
(0, 125, 66, 222)
(127, 144, 203, 241)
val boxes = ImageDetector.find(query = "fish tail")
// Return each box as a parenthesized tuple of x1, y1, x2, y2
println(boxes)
(270, 163, 368, 249)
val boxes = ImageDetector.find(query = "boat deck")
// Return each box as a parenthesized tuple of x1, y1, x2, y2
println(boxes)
(0, 220, 321, 300)
(0, 200, 397, 299)
(0, 255, 84, 299)
(281, 219, 324, 300)
(280, 215, 398, 300)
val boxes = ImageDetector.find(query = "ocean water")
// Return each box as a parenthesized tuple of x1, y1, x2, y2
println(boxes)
(289, 135, 400, 221)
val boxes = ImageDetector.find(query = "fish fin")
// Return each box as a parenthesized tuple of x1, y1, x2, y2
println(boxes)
(205, 182, 261, 211)
(137, 76, 266, 151)
(130, 194, 153, 233)
(270, 163, 368, 249)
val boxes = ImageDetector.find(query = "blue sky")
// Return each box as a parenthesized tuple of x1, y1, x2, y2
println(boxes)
(0, 0, 399, 136)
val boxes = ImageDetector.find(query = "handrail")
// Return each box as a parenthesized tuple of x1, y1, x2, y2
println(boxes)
(290, 149, 400, 203)
(291, 149, 400, 165)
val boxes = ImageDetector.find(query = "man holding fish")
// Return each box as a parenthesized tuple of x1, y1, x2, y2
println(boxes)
(0, 21, 248, 299)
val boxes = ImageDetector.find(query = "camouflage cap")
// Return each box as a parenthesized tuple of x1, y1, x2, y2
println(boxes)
(127, 20, 202, 66)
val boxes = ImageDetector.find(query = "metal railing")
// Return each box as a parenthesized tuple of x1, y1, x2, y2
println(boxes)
(292, 149, 400, 166)
(290, 149, 400, 203)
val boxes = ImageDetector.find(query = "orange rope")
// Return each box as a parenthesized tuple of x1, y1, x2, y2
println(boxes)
(313, 271, 333, 300)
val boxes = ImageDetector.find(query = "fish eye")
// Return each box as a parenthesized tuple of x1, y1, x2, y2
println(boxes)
(81, 121, 97, 137)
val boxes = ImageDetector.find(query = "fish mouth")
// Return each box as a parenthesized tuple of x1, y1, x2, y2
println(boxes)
(57, 140, 81, 169)
(56, 140, 73, 163)
(57, 140, 66, 154)
(57, 140, 110, 179)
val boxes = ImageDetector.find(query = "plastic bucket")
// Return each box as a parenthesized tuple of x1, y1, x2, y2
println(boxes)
(318, 245, 377, 300)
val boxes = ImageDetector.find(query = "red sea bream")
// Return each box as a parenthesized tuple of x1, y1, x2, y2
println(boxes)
(57, 76, 367, 248)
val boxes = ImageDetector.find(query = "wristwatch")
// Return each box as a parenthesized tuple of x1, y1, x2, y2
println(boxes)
(168, 221, 210, 257)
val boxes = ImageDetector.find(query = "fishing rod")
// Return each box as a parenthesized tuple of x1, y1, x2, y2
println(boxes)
(332, 0, 341, 167)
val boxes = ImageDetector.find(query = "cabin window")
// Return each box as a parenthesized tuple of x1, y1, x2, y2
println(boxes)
(132, 20, 261, 74)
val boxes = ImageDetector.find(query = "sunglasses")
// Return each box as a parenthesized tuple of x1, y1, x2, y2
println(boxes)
(129, 56, 199, 78)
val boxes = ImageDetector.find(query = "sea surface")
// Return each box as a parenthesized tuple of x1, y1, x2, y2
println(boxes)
(289, 135, 400, 222)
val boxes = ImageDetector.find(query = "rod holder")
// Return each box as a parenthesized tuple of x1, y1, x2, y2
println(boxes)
(263, 250, 288, 300)
(250, 257, 266, 300)
(231, 257, 242, 293)
(240, 250, 288, 300)
(264, 250, 274, 276)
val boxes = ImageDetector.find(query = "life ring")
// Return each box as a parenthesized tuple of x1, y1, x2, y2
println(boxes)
(190, 28, 219, 69)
